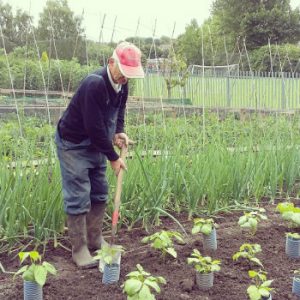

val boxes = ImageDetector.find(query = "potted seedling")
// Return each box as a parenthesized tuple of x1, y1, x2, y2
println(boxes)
(192, 218, 218, 250)
(247, 269, 274, 300)
(292, 270, 300, 297)
(14, 251, 57, 300)
(187, 248, 221, 290)
(285, 232, 300, 259)
(141, 230, 183, 259)
(121, 263, 166, 300)
(94, 244, 125, 284)
(232, 243, 263, 268)
(238, 208, 268, 235)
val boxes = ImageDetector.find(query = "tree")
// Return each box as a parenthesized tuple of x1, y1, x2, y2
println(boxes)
(13, 9, 32, 47)
(176, 19, 202, 65)
(0, 1, 14, 41)
(250, 43, 300, 73)
(0, 2, 31, 51)
(36, 0, 85, 60)
(212, 0, 300, 50)
(161, 50, 189, 99)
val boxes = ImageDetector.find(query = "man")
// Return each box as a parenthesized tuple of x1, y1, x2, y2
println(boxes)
(55, 42, 144, 268)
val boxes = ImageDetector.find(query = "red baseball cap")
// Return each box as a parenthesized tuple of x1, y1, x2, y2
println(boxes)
(113, 42, 144, 78)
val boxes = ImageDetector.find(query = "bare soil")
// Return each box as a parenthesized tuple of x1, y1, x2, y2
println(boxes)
(1, 202, 300, 300)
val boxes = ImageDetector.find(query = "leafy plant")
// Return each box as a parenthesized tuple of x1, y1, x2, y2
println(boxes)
(122, 263, 166, 300)
(276, 202, 300, 227)
(238, 208, 268, 235)
(141, 230, 183, 258)
(94, 244, 125, 265)
(187, 249, 221, 274)
(276, 202, 300, 214)
(286, 232, 300, 240)
(191, 217, 218, 235)
(232, 243, 263, 268)
(247, 269, 274, 300)
(13, 251, 57, 286)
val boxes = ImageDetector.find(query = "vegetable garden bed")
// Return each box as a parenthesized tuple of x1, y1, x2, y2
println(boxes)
(1, 201, 300, 299)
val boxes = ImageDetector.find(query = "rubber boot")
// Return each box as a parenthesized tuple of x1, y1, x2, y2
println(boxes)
(86, 201, 107, 251)
(67, 213, 98, 269)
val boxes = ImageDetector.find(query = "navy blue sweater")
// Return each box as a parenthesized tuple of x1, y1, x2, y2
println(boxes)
(58, 67, 128, 161)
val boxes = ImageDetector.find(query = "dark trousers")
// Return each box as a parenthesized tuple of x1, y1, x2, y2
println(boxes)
(55, 131, 108, 215)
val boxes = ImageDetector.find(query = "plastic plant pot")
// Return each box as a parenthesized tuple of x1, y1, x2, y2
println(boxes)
(195, 272, 214, 290)
(23, 280, 43, 300)
(286, 235, 300, 259)
(292, 275, 300, 297)
(101, 248, 122, 284)
(102, 263, 120, 284)
(203, 227, 217, 251)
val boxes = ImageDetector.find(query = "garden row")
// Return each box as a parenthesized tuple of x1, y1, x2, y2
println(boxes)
(14, 201, 300, 300)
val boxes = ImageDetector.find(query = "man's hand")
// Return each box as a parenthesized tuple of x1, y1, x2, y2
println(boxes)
(110, 157, 127, 176)
(113, 133, 130, 149)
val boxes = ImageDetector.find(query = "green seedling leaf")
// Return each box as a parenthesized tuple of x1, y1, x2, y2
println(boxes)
(138, 285, 154, 300)
(291, 213, 300, 225)
(144, 279, 161, 293)
(122, 264, 166, 300)
(29, 251, 41, 263)
(166, 247, 177, 258)
(22, 268, 35, 282)
(247, 285, 261, 300)
(18, 252, 30, 265)
(249, 218, 258, 228)
(156, 276, 167, 284)
(282, 211, 294, 221)
(259, 288, 270, 297)
(276, 202, 294, 213)
(13, 265, 28, 279)
(238, 215, 248, 225)
(248, 270, 257, 278)
(261, 280, 273, 287)
(250, 258, 263, 268)
(123, 279, 143, 296)
(191, 225, 201, 234)
(201, 224, 212, 235)
(34, 265, 47, 286)
(42, 262, 57, 275)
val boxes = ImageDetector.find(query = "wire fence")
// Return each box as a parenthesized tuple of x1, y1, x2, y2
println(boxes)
(134, 71, 300, 110)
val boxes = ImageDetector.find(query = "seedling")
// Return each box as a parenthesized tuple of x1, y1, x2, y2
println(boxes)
(232, 243, 263, 268)
(276, 202, 300, 227)
(286, 232, 300, 240)
(247, 269, 274, 300)
(191, 218, 218, 235)
(141, 230, 183, 258)
(94, 244, 125, 265)
(238, 208, 267, 235)
(187, 249, 221, 274)
(122, 263, 166, 300)
(14, 251, 57, 286)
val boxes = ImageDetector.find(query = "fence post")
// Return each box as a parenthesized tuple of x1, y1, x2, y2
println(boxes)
(281, 72, 286, 110)
(226, 75, 231, 107)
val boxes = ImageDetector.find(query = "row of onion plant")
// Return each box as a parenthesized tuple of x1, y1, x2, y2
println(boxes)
(0, 112, 300, 252)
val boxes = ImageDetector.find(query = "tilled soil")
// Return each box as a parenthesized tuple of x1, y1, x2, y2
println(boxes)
(1, 203, 300, 300)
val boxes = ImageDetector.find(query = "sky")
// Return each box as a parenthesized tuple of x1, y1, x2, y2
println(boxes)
(8, 0, 214, 42)
(7, 0, 300, 43)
